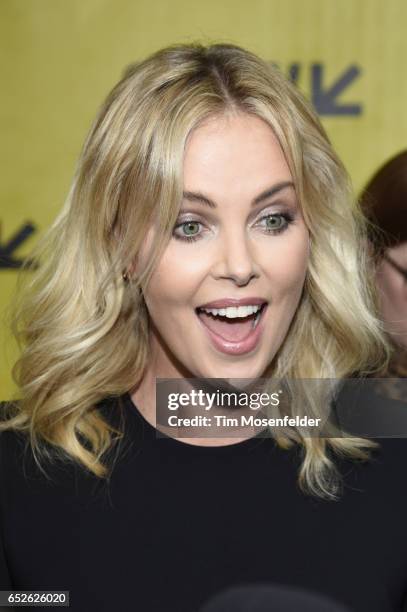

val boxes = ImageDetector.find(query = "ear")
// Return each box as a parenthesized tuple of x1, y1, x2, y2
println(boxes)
(125, 257, 138, 281)
(121, 252, 139, 282)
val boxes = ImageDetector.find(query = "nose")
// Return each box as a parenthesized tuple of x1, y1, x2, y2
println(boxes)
(212, 229, 259, 286)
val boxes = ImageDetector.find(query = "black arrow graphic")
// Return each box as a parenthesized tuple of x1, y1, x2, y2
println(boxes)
(312, 64, 362, 116)
(0, 222, 38, 269)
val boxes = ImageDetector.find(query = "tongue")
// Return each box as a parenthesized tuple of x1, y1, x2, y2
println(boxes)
(198, 311, 255, 342)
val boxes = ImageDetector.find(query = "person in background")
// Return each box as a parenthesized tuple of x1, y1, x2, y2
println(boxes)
(360, 151, 407, 384)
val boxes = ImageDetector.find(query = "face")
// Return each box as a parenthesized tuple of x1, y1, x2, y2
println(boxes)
(376, 241, 407, 348)
(137, 112, 310, 380)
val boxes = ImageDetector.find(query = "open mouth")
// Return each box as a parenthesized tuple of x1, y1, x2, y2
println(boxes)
(195, 302, 267, 343)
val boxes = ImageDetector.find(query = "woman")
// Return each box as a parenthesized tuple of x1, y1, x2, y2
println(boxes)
(360, 150, 407, 383)
(1, 43, 406, 612)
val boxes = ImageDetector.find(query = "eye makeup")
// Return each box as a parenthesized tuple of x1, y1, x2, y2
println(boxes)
(172, 209, 296, 243)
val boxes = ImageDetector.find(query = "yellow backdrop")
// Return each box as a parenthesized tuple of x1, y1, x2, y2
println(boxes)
(1, 0, 406, 398)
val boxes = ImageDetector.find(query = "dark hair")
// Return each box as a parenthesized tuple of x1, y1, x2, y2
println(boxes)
(360, 150, 407, 251)
(360, 151, 407, 383)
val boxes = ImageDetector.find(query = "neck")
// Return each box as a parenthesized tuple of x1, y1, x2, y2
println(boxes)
(130, 328, 261, 447)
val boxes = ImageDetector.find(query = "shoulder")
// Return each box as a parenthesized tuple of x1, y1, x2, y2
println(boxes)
(335, 379, 407, 438)
(0, 395, 134, 485)
(368, 436, 407, 472)
(369, 437, 407, 472)
(334, 382, 407, 481)
(0, 400, 84, 491)
(0, 401, 28, 468)
(332, 437, 407, 514)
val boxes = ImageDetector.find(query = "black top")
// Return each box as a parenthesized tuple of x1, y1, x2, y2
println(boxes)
(1, 392, 407, 612)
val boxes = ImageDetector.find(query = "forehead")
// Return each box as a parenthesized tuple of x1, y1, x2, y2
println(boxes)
(183, 112, 293, 195)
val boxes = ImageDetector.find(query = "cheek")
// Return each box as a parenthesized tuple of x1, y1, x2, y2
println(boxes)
(273, 266, 307, 306)
(261, 231, 309, 296)
(141, 245, 207, 317)
(376, 265, 401, 311)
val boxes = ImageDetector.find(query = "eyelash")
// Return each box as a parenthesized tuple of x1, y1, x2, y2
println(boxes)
(172, 212, 295, 243)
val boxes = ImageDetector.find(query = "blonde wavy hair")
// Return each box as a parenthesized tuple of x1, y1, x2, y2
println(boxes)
(1, 42, 390, 499)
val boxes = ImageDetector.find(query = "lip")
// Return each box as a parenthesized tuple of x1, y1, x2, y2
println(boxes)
(197, 297, 268, 309)
(196, 303, 268, 356)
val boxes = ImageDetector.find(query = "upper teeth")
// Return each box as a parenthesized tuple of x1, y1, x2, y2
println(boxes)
(200, 304, 263, 318)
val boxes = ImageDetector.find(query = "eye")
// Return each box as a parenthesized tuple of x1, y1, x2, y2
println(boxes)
(173, 220, 203, 242)
(257, 212, 294, 235)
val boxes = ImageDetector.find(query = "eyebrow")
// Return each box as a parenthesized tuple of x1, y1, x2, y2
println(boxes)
(182, 181, 295, 209)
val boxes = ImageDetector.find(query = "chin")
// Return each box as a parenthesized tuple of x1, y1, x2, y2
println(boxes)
(194, 358, 269, 382)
